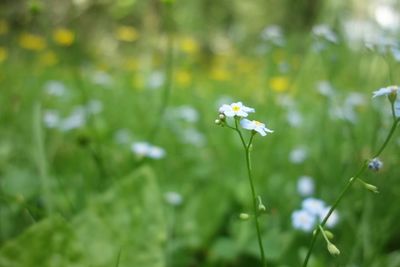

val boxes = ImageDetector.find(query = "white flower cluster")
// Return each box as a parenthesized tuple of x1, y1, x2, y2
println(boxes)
(292, 197, 339, 232)
(217, 102, 273, 136)
(131, 142, 166, 159)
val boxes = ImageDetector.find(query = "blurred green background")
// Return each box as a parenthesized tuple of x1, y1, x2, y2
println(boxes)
(1, 0, 400, 266)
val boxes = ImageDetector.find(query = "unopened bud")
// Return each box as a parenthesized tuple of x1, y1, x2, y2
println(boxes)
(327, 243, 340, 256)
(258, 203, 266, 213)
(219, 113, 225, 120)
(215, 119, 221, 125)
(364, 183, 379, 193)
(239, 213, 250, 220)
(324, 230, 334, 240)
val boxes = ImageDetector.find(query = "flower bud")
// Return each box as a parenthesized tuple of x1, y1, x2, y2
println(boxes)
(324, 230, 334, 240)
(364, 183, 379, 193)
(258, 203, 266, 213)
(219, 113, 225, 120)
(239, 213, 250, 220)
(327, 243, 340, 256)
(215, 119, 221, 125)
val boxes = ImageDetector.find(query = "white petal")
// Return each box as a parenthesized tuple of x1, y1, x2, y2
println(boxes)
(395, 99, 400, 117)
(240, 119, 255, 130)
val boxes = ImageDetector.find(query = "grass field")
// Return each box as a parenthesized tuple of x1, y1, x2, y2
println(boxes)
(1, 1, 400, 266)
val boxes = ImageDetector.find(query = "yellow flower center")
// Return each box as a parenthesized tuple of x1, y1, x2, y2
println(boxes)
(232, 106, 240, 112)
(254, 121, 262, 126)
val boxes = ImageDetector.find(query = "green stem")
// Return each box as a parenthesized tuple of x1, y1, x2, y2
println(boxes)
(235, 119, 267, 267)
(302, 118, 399, 267)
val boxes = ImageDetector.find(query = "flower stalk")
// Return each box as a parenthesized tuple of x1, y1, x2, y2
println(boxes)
(302, 110, 399, 267)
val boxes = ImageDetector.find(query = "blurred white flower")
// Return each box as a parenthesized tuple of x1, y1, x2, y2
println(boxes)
(312, 24, 338, 43)
(372, 85, 398, 98)
(374, 4, 400, 31)
(43, 110, 60, 128)
(391, 46, 400, 61)
(297, 176, 315, 196)
(147, 71, 165, 89)
(289, 147, 308, 164)
(395, 96, 400, 117)
(345, 92, 365, 107)
(147, 146, 166, 159)
(219, 102, 255, 118)
(86, 99, 103, 114)
(164, 191, 183, 206)
(44, 80, 67, 96)
(316, 81, 335, 97)
(261, 25, 285, 46)
(182, 128, 206, 146)
(319, 207, 339, 228)
(292, 209, 316, 232)
(169, 106, 199, 123)
(287, 109, 303, 128)
(131, 142, 166, 159)
(59, 107, 86, 131)
(91, 71, 113, 87)
(240, 119, 273, 136)
(302, 197, 326, 217)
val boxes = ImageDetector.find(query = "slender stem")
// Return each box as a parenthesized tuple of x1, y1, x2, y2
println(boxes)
(234, 119, 267, 267)
(302, 118, 399, 267)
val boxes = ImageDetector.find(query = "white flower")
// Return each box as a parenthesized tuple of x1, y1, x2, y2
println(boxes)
(289, 147, 308, 164)
(395, 96, 400, 117)
(240, 119, 273, 136)
(292, 209, 316, 232)
(319, 207, 339, 228)
(302, 198, 326, 217)
(297, 176, 315, 196)
(43, 110, 60, 128)
(287, 109, 303, 128)
(59, 107, 86, 132)
(91, 71, 113, 86)
(219, 102, 255, 118)
(86, 99, 103, 114)
(316, 80, 335, 97)
(312, 24, 338, 43)
(372, 85, 398, 98)
(147, 71, 165, 89)
(44, 80, 67, 96)
(131, 142, 166, 159)
(164, 191, 183, 206)
(147, 146, 166, 159)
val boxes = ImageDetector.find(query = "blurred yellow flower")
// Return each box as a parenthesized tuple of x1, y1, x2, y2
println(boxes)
(269, 76, 289, 92)
(115, 26, 139, 42)
(0, 20, 9, 35)
(19, 33, 47, 51)
(180, 37, 199, 54)
(175, 70, 192, 87)
(53, 28, 75, 46)
(0, 47, 8, 63)
(210, 67, 230, 81)
(39, 51, 58, 66)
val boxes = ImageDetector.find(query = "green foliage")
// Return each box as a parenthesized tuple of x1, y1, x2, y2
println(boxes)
(0, 167, 166, 267)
